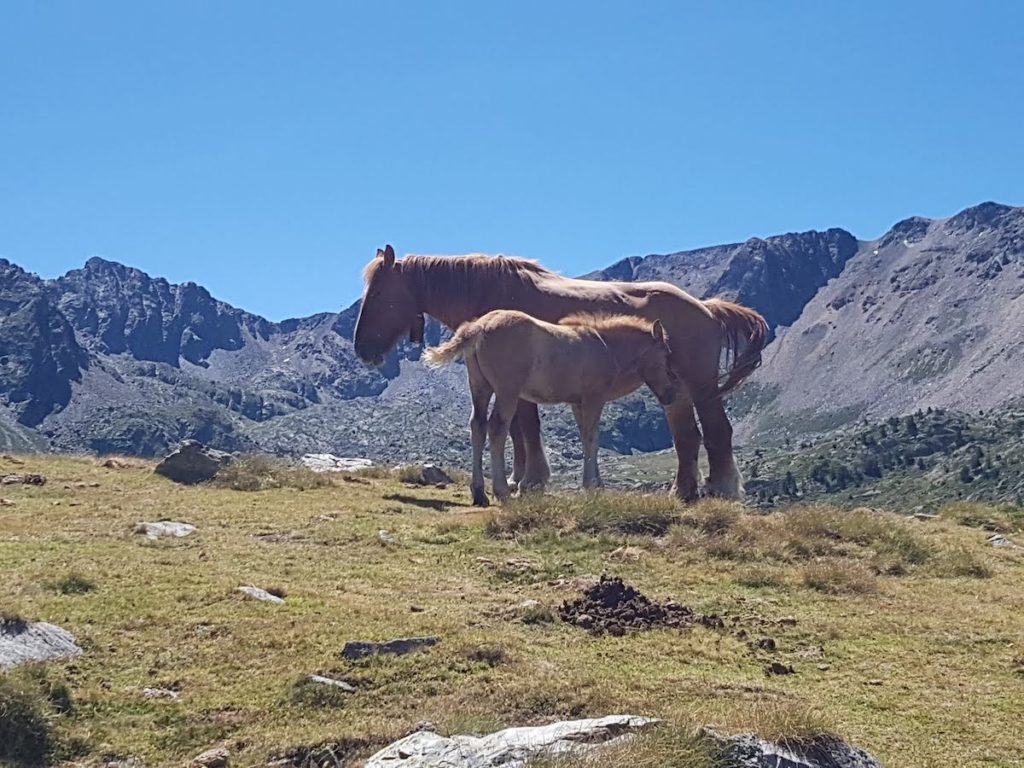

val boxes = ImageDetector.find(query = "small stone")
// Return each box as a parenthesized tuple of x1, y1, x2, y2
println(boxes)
(866, 679, 884, 686)
(378, 529, 398, 545)
(105, 759, 144, 768)
(777, 616, 798, 626)
(135, 521, 196, 540)
(341, 636, 439, 660)
(0, 473, 47, 486)
(410, 605, 425, 613)
(817, 663, 831, 671)
(752, 637, 777, 652)
(766, 661, 795, 676)
(191, 747, 229, 767)
(142, 687, 179, 699)
(307, 675, 356, 692)
(518, 599, 541, 610)
(238, 586, 285, 605)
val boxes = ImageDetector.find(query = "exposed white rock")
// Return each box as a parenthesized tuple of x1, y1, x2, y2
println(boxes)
(307, 674, 357, 692)
(136, 521, 196, 539)
(0, 619, 83, 669)
(237, 586, 285, 605)
(301, 454, 374, 473)
(364, 715, 657, 768)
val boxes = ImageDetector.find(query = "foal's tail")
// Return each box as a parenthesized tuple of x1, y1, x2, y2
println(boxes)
(422, 321, 483, 368)
(703, 298, 769, 398)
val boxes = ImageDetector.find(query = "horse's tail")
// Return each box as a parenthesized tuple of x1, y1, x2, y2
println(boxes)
(422, 321, 483, 368)
(703, 298, 769, 398)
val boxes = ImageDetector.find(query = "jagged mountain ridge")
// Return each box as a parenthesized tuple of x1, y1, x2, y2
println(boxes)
(0, 201, 1021, 463)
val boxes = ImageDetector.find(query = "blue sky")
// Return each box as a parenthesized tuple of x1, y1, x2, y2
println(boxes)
(2, 2, 1022, 320)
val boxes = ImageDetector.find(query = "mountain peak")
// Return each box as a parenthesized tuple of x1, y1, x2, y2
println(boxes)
(946, 201, 1018, 233)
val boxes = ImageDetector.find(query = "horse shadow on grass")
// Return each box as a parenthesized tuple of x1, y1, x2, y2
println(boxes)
(382, 493, 472, 512)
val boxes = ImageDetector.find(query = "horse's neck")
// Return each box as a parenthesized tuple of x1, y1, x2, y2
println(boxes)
(410, 259, 546, 328)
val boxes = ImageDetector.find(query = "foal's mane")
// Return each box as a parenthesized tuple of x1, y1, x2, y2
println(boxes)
(558, 312, 654, 333)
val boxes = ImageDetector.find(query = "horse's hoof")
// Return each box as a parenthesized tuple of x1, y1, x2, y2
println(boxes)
(670, 482, 699, 504)
(471, 490, 490, 507)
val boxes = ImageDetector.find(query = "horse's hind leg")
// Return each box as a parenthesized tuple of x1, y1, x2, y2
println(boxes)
(467, 357, 493, 507)
(664, 397, 701, 503)
(488, 392, 520, 501)
(515, 400, 551, 491)
(695, 395, 743, 499)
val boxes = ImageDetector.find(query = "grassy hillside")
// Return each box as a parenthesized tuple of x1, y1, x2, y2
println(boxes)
(604, 405, 1024, 512)
(2, 455, 1023, 767)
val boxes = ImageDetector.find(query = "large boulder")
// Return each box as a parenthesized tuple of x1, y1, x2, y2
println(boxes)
(364, 716, 657, 768)
(0, 618, 83, 669)
(154, 440, 232, 484)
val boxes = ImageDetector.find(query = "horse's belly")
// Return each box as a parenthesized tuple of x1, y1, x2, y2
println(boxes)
(521, 384, 580, 406)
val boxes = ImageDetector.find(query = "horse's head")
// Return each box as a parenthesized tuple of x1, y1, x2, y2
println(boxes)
(354, 244, 424, 366)
(637, 320, 680, 406)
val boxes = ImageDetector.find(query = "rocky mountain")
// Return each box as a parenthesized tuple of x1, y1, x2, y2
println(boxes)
(0, 202, 1022, 478)
(738, 202, 1024, 441)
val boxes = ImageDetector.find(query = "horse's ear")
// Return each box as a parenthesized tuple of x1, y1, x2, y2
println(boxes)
(383, 244, 396, 268)
(652, 319, 667, 343)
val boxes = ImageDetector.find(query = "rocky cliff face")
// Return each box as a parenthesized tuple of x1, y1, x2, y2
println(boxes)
(740, 202, 1024, 440)
(0, 260, 88, 425)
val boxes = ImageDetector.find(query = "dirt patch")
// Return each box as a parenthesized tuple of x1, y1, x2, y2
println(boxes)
(559, 576, 724, 636)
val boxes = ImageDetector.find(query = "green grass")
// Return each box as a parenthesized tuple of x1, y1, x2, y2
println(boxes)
(1, 455, 1023, 767)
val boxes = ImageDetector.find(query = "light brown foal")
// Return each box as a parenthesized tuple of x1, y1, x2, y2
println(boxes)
(424, 310, 679, 506)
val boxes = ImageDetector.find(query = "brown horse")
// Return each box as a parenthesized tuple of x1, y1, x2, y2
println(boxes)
(353, 244, 767, 501)
(424, 310, 680, 505)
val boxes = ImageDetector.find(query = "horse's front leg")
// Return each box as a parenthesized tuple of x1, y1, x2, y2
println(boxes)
(664, 397, 701, 503)
(572, 402, 604, 489)
(515, 400, 551, 491)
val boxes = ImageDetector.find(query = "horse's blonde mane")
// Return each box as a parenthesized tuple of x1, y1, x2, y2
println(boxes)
(559, 312, 655, 333)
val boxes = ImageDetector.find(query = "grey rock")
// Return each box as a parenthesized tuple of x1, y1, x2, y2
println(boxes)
(142, 687, 180, 699)
(0, 618, 83, 669)
(191, 747, 230, 767)
(342, 636, 439, 660)
(705, 729, 884, 768)
(378, 529, 398, 545)
(987, 533, 1018, 548)
(135, 520, 196, 539)
(397, 463, 453, 485)
(105, 759, 144, 768)
(238, 586, 285, 605)
(0, 473, 47, 485)
(364, 715, 658, 768)
(307, 674, 357, 692)
(155, 440, 232, 484)
(301, 453, 374, 473)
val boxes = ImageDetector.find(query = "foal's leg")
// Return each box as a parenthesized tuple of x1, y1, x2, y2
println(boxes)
(508, 410, 526, 492)
(571, 402, 604, 489)
(488, 393, 520, 501)
(467, 358, 493, 507)
(695, 396, 743, 499)
(515, 400, 551, 491)
(664, 397, 702, 503)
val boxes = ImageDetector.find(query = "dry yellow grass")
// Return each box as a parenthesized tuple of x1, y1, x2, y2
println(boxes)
(1, 455, 1023, 767)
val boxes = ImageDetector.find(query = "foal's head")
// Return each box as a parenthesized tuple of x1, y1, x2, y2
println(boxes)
(635, 320, 680, 405)
(354, 245, 424, 366)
